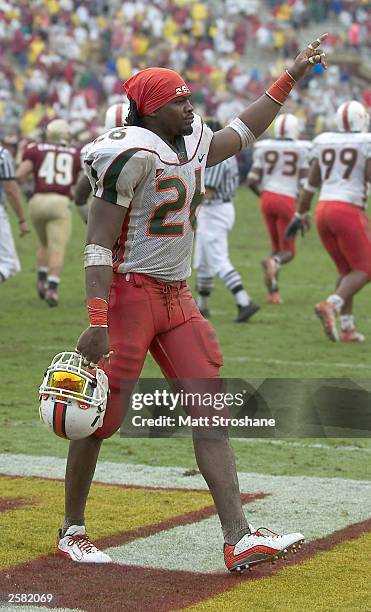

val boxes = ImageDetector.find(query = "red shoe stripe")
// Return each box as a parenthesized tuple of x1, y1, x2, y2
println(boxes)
(224, 543, 277, 567)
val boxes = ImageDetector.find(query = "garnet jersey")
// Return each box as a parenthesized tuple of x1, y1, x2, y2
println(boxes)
(310, 132, 371, 208)
(249, 139, 312, 198)
(84, 115, 213, 281)
(22, 143, 81, 198)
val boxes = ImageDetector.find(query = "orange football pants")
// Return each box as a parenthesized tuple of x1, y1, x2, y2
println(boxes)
(315, 200, 371, 278)
(260, 190, 296, 254)
(95, 272, 224, 439)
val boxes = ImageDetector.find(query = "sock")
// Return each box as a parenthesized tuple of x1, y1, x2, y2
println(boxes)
(197, 294, 209, 311)
(326, 294, 344, 314)
(62, 519, 84, 536)
(37, 267, 48, 282)
(340, 314, 354, 331)
(235, 288, 250, 307)
(223, 518, 251, 545)
(48, 275, 60, 291)
(196, 276, 213, 311)
(221, 269, 250, 306)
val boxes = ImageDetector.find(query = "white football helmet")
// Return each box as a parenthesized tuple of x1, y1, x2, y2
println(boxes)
(104, 103, 130, 129)
(274, 113, 300, 140)
(336, 101, 369, 133)
(39, 352, 108, 440)
(45, 119, 71, 145)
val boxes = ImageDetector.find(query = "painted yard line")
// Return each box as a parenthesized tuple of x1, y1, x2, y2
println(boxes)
(237, 439, 371, 452)
(0, 523, 369, 612)
(106, 482, 371, 573)
(229, 355, 371, 369)
(1, 454, 370, 573)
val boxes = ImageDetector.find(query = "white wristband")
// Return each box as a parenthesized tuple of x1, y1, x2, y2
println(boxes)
(84, 244, 113, 268)
(227, 117, 256, 148)
(295, 211, 310, 220)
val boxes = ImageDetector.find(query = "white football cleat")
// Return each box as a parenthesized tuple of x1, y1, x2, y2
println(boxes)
(57, 525, 112, 563)
(224, 524, 304, 572)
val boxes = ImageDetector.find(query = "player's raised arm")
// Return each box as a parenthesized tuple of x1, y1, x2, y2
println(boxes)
(207, 34, 328, 167)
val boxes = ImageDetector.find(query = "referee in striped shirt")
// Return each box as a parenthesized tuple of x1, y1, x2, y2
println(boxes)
(0, 143, 28, 283)
(193, 119, 259, 322)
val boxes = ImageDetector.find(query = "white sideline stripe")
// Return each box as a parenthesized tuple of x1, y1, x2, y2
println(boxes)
(1, 454, 370, 575)
(106, 474, 371, 574)
(229, 356, 371, 370)
(238, 439, 371, 453)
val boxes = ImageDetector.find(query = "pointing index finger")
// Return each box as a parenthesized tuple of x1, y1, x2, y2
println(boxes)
(308, 33, 328, 49)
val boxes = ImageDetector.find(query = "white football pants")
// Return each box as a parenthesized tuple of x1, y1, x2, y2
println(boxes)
(0, 206, 21, 281)
(194, 202, 235, 277)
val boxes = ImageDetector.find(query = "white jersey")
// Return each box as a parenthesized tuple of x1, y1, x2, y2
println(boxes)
(310, 132, 371, 208)
(249, 139, 311, 198)
(84, 115, 213, 281)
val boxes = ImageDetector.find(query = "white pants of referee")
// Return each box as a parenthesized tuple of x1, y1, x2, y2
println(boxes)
(194, 202, 235, 277)
(0, 206, 21, 281)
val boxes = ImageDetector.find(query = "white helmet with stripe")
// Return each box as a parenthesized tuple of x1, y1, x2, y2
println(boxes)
(336, 100, 369, 133)
(104, 102, 130, 129)
(274, 113, 300, 140)
(39, 351, 108, 440)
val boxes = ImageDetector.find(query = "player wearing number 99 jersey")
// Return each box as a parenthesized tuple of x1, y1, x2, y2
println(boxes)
(287, 100, 371, 342)
(16, 119, 81, 306)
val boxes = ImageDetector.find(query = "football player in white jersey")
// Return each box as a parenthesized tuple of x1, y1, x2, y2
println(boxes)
(286, 100, 371, 342)
(194, 118, 260, 322)
(56, 37, 327, 571)
(248, 113, 311, 303)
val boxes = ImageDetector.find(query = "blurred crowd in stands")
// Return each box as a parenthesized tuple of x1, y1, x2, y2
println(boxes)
(0, 0, 370, 146)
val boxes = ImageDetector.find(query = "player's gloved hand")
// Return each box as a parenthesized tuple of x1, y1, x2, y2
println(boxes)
(76, 326, 110, 366)
(288, 33, 328, 81)
(285, 212, 310, 240)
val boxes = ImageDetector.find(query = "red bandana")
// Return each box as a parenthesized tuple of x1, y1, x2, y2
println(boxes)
(123, 67, 191, 116)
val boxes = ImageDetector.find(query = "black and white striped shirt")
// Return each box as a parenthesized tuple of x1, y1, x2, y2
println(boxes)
(204, 156, 239, 205)
(0, 146, 15, 207)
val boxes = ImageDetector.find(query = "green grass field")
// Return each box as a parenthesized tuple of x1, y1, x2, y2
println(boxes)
(1, 187, 370, 478)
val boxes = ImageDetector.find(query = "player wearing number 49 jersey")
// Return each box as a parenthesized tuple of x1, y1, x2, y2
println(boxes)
(247, 114, 311, 303)
(16, 119, 81, 306)
(286, 100, 371, 342)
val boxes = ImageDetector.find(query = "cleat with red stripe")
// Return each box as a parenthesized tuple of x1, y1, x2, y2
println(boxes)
(46, 288, 59, 307)
(57, 525, 112, 563)
(224, 524, 304, 572)
(314, 301, 338, 341)
(340, 327, 365, 343)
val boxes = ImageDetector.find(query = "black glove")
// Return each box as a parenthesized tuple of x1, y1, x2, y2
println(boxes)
(285, 213, 310, 240)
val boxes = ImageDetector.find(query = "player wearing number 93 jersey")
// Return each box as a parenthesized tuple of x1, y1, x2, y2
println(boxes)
(16, 119, 81, 306)
(247, 114, 311, 303)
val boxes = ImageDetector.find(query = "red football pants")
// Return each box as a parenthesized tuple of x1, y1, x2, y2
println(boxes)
(95, 272, 224, 439)
(260, 191, 296, 254)
(315, 200, 371, 278)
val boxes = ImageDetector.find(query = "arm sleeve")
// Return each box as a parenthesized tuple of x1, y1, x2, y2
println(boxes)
(0, 149, 15, 180)
(96, 150, 152, 207)
(22, 144, 37, 164)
